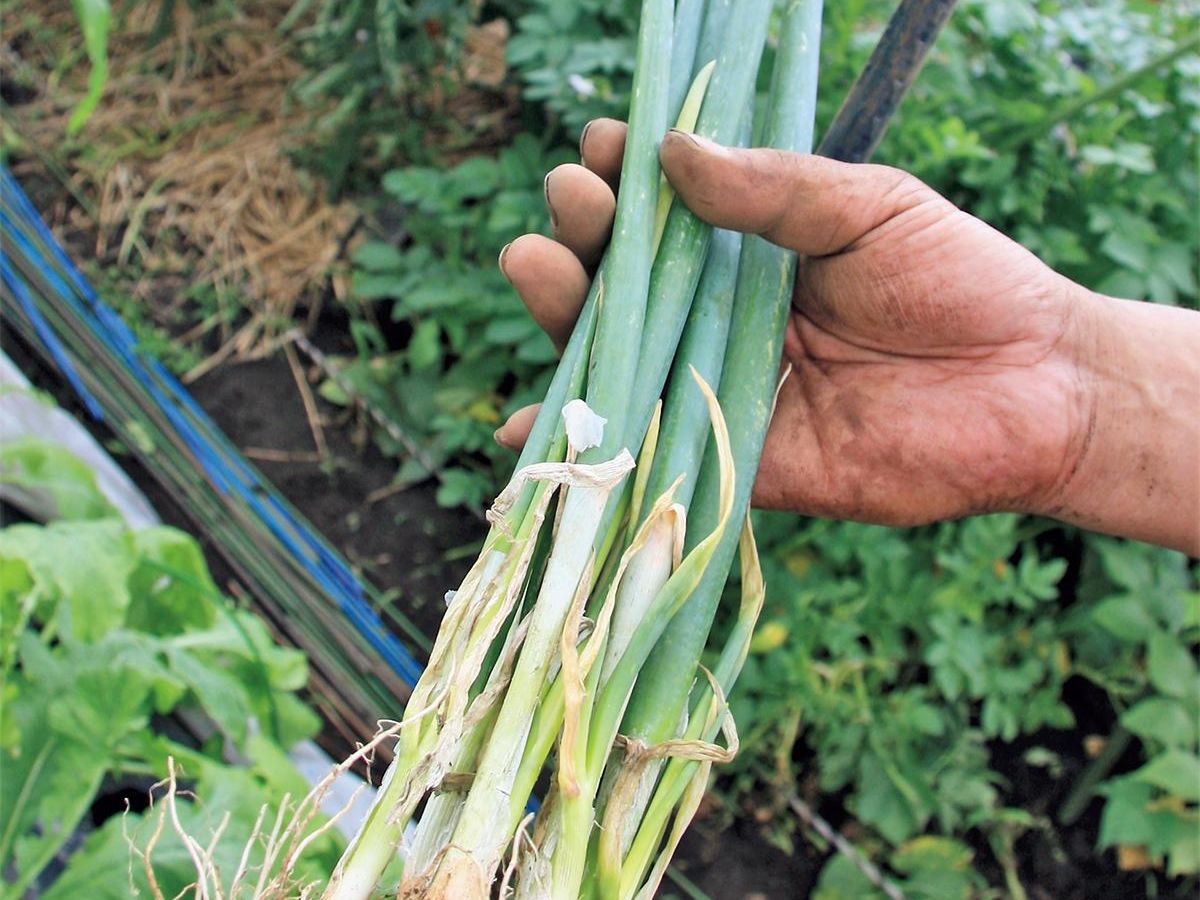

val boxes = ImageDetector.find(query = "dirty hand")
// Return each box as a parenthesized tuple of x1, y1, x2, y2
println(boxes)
(493, 119, 1199, 553)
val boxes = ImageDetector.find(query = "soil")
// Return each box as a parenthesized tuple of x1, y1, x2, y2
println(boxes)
(186, 351, 480, 646)
(670, 815, 821, 899)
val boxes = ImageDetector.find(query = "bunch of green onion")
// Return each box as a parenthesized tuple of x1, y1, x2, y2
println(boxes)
(326, 0, 823, 896)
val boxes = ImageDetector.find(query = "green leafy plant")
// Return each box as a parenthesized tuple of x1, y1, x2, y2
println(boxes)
(326, 134, 571, 507)
(283, 0, 488, 191)
(1077, 538, 1200, 877)
(0, 441, 342, 897)
(878, 0, 1198, 309)
(717, 514, 1198, 889)
(728, 519, 1064, 832)
(814, 835, 984, 900)
(505, 0, 640, 134)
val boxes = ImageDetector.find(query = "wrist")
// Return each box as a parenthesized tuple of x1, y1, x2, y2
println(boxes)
(1012, 277, 1103, 522)
(1036, 287, 1200, 553)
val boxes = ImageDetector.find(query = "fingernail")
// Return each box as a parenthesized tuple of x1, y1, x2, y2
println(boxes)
(667, 128, 720, 153)
(543, 171, 558, 228)
(493, 426, 511, 449)
(579, 120, 594, 164)
(498, 241, 512, 274)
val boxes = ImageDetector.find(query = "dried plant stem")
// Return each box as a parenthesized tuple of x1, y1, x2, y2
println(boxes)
(788, 794, 906, 900)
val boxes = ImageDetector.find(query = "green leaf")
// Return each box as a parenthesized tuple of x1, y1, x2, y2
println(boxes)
(516, 333, 558, 363)
(352, 240, 404, 272)
(447, 156, 501, 199)
(1090, 537, 1166, 593)
(317, 377, 351, 406)
(67, 0, 111, 135)
(1132, 750, 1200, 802)
(0, 438, 117, 521)
(1184, 591, 1200, 631)
(126, 527, 219, 635)
(39, 817, 161, 900)
(42, 758, 341, 899)
(408, 319, 442, 370)
(1099, 230, 1150, 272)
(0, 639, 141, 891)
(3, 737, 107, 893)
(853, 754, 921, 844)
(0, 556, 36, 673)
(352, 271, 407, 300)
(0, 681, 18, 752)
(813, 854, 887, 900)
(160, 609, 311, 742)
(381, 166, 437, 202)
(165, 647, 252, 746)
(891, 836, 979, 900)
(103, 631, 187, 712)
(1147, 630, 1197, 698)
(483, 315, 539, 345)
(244, 732, 312, 801)
(1157, 242, 1199, 295)
(1095, 268, 1149, 301)
(267, 691, 323, 747)
(1081, 142, 1156, 174)
(1121, 697, 1198, 749)
(48, 664, 153, 752)
(1091, 594, 1157, 642)
(0, 519, 136, 642)
(1099, 777, 1159, 848)
(1167, 826, 1200, 876)
(436, 467, 487, 509)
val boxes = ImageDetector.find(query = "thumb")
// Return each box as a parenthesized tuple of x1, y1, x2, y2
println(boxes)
(658, 129, 943, 257)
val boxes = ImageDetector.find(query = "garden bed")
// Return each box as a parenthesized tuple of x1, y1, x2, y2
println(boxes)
(4, 0, 1195, 896)
(8, 308, 1168, 899)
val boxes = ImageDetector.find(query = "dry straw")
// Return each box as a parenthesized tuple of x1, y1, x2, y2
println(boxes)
(2, 1, 515, 378)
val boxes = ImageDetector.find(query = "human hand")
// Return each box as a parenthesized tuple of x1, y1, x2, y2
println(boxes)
(494, 119, 1197, 548)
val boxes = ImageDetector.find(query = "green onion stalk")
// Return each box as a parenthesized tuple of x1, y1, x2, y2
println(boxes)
(322, 1, 823, 897)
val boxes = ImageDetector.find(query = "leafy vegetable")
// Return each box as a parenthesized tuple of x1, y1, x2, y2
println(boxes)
(0, 441, 335, 897)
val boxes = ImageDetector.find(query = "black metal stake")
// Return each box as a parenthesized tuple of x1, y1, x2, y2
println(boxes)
(818, 0, 959, 163)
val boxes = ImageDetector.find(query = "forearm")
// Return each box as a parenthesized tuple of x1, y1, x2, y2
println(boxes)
(1046, 290, 1200, 554)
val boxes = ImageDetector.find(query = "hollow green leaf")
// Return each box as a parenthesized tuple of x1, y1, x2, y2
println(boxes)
(67, 0, 111, 135)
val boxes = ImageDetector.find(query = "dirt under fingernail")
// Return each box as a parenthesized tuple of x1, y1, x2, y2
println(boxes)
(543, 172, 558, 228)
(579, 120, 593, 164)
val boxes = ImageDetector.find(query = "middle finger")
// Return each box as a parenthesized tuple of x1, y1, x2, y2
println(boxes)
(544, 163, 616, 269)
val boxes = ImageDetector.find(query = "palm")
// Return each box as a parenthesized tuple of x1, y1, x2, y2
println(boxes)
(496, 121, 1088, 526)
(762, 200, 1085, 523)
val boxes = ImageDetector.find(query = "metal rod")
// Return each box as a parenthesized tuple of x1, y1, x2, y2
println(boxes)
(818, 0, 958, 163)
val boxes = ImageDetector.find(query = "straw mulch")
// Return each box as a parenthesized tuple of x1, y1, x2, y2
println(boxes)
(3, 1, 351, 377)
(2, 1, 517, 379)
